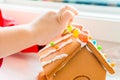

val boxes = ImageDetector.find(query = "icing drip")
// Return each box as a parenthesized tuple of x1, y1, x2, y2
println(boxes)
(40, 39, 73, 60)
(41, 54, 68, 66)
(76, 38, 86, 47)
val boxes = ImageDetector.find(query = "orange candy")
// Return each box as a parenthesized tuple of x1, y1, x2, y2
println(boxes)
(88, 36, 93, 40)
(54, 45, 59, 49)
(110, 62, 116, 67)
(78, 33, 89, 43)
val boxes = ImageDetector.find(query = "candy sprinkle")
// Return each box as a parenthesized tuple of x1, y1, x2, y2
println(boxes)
(97, 45, 102, 50)
(92, 40, 97, 45)
(89, 36, 93, 40)
(67, 25, 73, 33)
(107, 59, 111, 63)
(50, 42, 55, 47)
(72, 28, 80, 38)
(54, 45, 59, 49)
(110, 62, 116, 67)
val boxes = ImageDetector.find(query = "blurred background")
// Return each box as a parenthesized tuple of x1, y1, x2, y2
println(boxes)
(1, 0, 120, 7)
(0, 0, 120, 80)
(32, 0, 120, 7)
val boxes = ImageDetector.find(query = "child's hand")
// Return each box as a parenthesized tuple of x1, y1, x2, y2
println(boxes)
(30, 6, 78, 45)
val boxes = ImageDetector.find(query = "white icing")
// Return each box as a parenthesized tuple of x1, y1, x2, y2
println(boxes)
(40, 50, 56, 59)
(40, 39, 73, 60)
(39, 34, 72, 53)
(86, 46, 92, 52)
(54, 34, 72, 45)
(41, 54, 68, 66)
(58, 39, 73, 49)
(76, 38, 86, 47)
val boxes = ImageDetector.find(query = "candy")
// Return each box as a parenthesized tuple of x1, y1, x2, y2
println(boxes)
(82, 35, 89, 42)
(97, 45, 102, 50)
(72, 28, 80, 38)
(50, 42, 55, 47)
(92, 40, 97, 45)
(54, 45, 59, 49)
(88, 36, 92, 40)
(107, 59, 111, 62)
(110, 62, 116, 67)
(67, 25, 73, 33)
(78, 33, 89, 42)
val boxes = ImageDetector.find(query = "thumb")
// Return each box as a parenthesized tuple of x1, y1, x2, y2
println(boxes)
(60, 10, 75, 25)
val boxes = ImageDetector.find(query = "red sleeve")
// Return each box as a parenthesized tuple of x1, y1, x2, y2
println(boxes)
(21, 45, 39, 53)
(0, 9, 16, 27)
(0, 9, 3, 26)
(0, 9, 39, 53)
(0, 9, 40, 68)
(0, 58, 3, 67)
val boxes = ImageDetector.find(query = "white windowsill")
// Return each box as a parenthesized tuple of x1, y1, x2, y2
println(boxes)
(0, 2, 120, 43)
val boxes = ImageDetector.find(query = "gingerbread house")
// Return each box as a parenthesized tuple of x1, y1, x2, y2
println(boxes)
(38, 25, 115, 80)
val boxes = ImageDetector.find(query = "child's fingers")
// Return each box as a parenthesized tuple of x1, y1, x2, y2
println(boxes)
(60, 10, 75, 25)
(72, 24, 83, 30)
(59, 5, 78, 15)
(57, 6, 78, 25)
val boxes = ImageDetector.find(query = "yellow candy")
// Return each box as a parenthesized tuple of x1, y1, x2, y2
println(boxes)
(72, 28, 80, 38)
(67, 25, 73, 33)
(89, 36, 93, 40)
(110, 62, 116, 67)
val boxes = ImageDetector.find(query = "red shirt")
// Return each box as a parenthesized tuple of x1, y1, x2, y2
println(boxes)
(0, 58, 3, 67)
(0, 9, 40, 67)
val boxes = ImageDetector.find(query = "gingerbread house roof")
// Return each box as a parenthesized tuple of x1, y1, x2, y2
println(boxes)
(38, 26, 115, 78)
(87, 41, 115, 74)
